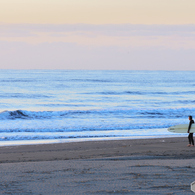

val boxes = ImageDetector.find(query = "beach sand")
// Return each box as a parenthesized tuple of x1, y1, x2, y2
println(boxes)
(0, 137, 195, 194)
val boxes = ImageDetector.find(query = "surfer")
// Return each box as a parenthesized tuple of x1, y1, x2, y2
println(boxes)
(187, 116, 194, 147)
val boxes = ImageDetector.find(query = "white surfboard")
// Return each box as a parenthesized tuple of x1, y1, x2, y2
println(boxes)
(168, 124, 195, 133)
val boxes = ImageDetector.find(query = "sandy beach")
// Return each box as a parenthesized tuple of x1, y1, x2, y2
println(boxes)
(1, 137, 195, 194)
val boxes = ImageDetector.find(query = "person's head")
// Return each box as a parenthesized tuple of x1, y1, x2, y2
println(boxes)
(189, 116, 193, 120)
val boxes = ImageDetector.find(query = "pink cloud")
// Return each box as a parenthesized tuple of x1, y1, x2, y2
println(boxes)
(0, 24, 195, 70)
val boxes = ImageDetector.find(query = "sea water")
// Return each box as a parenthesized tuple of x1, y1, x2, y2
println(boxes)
(0, 70, 194, 146)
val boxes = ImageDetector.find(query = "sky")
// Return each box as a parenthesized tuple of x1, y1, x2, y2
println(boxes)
(1, 0, 195, 70)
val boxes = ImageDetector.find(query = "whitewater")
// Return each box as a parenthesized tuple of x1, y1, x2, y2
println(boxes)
(0, 70, 194, 146)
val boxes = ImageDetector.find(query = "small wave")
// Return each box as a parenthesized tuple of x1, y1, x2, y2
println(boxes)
(170, 91, 195, 95)
(0, 110, 82, 120)
(0, 107, 195, 120)
(0, 110, 29, 120)
(0, 127, 177, 142)
(0, 135, 119, 141)
(71, 79, 113, 83)
(87, 91, 171, 96)
(0, 93, 50, 99)
(174, 100, 195, 104)
(0, 79, 35, 83)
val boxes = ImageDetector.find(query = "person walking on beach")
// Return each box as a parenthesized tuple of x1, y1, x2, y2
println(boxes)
(187, 115, 194, 147)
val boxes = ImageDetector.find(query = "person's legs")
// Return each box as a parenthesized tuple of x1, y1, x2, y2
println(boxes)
(188, 133, 194, 146)
(191, 133, 194, 146)
(188, 133, 192, 146)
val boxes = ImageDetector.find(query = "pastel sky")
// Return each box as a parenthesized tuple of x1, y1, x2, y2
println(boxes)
(1, 0, 195, 70)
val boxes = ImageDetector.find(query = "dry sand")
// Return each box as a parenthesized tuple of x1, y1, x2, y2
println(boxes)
(0, 137, 195, 194)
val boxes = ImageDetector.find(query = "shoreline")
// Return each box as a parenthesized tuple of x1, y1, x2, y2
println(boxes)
(0, 133, 185, 147)
(0, 126, 184, 147)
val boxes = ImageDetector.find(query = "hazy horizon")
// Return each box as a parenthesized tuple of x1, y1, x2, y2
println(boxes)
(1, 1, 195, 70)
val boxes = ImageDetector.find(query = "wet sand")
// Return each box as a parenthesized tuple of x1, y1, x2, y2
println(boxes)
(0, 137, 195, 194)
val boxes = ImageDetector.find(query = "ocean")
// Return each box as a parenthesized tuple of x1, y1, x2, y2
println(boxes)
(0, 70, 194, 146)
